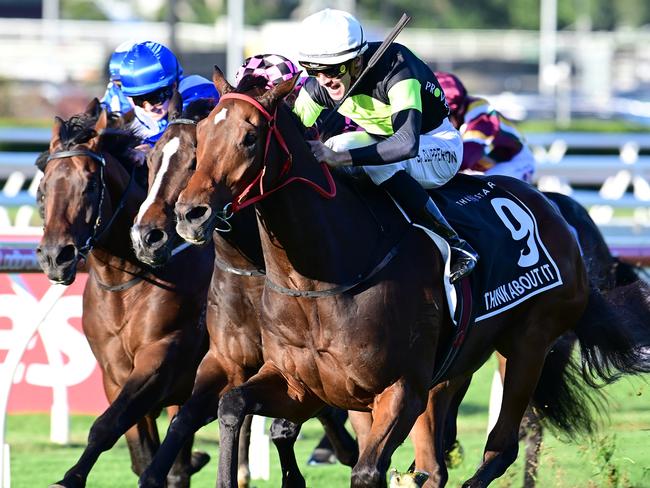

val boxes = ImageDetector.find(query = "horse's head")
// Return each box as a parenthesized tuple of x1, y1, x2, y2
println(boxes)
(175, 67, 299, 244)
(36, 99, 134, 284)
(131, 91, 216, 266)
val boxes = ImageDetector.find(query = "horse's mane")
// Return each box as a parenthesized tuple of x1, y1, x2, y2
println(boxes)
(35, 110, 145, 182)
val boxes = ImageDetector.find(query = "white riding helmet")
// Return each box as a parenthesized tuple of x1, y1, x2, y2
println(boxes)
(298, 9, 368, 67)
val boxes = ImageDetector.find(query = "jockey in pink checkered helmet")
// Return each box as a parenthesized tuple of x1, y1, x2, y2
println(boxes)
(235, 54, 303, 89)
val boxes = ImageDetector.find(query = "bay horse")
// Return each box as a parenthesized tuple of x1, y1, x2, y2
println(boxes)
(174, 69, 650, 487)
(131, 91, 358, 488)
(36, 99, 214, 488)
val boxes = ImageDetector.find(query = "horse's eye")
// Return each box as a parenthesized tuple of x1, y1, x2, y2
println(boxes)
(86, 180, 98, 193)
(243, 132, 257, 146)
(37, 191, 45, 219)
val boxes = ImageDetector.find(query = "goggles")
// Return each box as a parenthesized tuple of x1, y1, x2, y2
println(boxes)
(131, 86, 174, 107)
(299, 61, 349, 79)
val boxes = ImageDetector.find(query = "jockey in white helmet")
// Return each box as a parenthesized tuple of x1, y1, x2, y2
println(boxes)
(293, 9, 478, 283)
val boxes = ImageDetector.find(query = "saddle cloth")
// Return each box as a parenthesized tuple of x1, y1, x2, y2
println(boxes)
(423, 174, 564, 323)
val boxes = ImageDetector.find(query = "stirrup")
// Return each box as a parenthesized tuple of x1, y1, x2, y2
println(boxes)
(449, 248, 478, 284)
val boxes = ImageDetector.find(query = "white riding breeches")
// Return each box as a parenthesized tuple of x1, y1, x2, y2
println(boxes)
(325, 118, 463, 189)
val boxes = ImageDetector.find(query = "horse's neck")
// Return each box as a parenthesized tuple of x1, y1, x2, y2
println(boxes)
(254, 107, 391, 286)
(93, 155, 146, 268)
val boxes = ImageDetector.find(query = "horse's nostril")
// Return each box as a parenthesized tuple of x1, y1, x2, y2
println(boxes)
(56, 244, 77, 266)
(144, 228, 167, 246)
(186, 206, 209, 223)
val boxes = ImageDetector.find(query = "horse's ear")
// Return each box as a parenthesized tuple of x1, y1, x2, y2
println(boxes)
(94, 109, 109, 132)
(121, 108, 135, 125)
(49, 116, 64, 152)
(259, 73, 300, 110)
(213, 65, 234, 96)
(87, 110, 108, 150)
(168, 90, 183, 121)
(85, 98, 102, 118)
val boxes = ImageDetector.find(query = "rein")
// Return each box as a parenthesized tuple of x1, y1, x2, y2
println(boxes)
(168, 118, 198, 127)
(266, 237, 403, 298)
(213, 252, 265, 277)
(219, 92, 337, 212)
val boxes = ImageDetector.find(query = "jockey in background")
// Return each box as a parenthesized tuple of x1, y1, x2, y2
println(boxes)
(233, 53, 363, 143)
(100, 40, 136, 115)
(293, 9, 478, 283)
(178, 74, 221, 111)
(435, 71, 536, 184)
(117, 41, 219, 162)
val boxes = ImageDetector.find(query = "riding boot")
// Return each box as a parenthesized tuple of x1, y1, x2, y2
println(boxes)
(415, 198, 479, 283)
(380, 170, 479, 284)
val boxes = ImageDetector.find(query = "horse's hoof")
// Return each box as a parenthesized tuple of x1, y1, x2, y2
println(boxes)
(389, 468, 430, 488)
(445, 440, 465, 469)
(190, 450, 210, 474)
(307, 447, 337, 466)
(139, 473, 165, 488)
(49, 480, 79, 488)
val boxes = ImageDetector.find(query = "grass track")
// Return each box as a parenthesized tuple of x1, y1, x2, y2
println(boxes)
(7, 357, 650, 487)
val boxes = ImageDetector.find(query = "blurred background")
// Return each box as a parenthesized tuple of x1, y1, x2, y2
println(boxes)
(0, 0, 649, 124)
(1, 0, 649, 247)
(1, 2, 649, 487)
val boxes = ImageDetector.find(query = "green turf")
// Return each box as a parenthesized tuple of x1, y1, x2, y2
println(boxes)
(7, 356, 649, 487)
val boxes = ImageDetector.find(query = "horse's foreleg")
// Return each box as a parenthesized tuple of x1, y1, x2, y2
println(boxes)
(348, 411, 372, 451)
(351, 379, 427, 488)
(462, 346, 547, 488)
(217, 363, 323, 488)
(410, 376, 471, 488)
(237, 415, 253, 488)
(48, 366, 166, 488)
(139, 350, 230, 488)
(125, 414, 160, 474)
(269, 418, 306, 488)
(315, 406, 359, 467)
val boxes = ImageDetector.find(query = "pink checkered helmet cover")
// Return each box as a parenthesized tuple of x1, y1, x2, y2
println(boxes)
(434, 71, 468, 115)
(235, 54, 302, 90)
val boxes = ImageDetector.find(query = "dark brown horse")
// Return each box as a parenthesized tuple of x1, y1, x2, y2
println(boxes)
(453, 191, 649, 488)
(176, 69, 650, 487)
(36, 100, 214, 488)
(132, 92, 358, 488)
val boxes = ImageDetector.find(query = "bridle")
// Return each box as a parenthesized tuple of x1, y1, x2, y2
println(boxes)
(45, 147, 135, 259)
(218, 92, 337, 213)
(166, 116, 232, 235)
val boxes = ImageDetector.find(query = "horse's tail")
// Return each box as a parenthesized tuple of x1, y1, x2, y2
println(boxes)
(530, 333, 605, 438)
(613, 257, 650, 287)
(573, 283, 650, 388)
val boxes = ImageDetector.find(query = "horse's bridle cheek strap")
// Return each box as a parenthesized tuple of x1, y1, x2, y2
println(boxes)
(219, 93, 336, 213)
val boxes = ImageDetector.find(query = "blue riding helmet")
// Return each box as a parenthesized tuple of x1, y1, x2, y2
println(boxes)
(179, 75, 220, 110)
(119, 41, 183, 97)
(108, 40, 137, 81)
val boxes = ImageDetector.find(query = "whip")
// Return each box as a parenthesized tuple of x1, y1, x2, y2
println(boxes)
(320, 13, 412, 127)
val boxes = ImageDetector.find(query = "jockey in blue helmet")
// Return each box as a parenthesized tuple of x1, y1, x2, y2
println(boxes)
(119, 41, 184, 146)
(100, 40, 136, 115)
